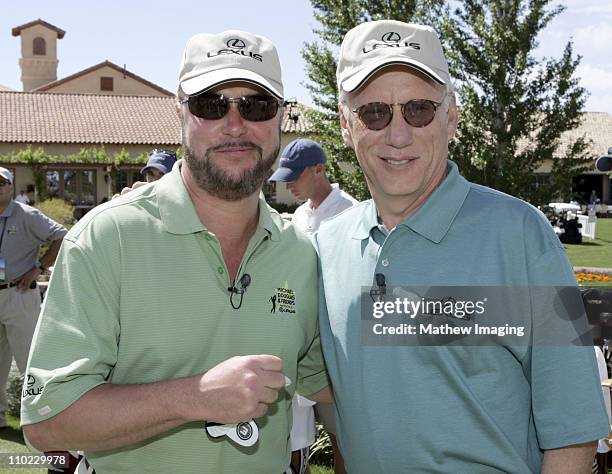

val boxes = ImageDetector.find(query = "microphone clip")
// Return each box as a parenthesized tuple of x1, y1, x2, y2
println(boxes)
(229, 273, 251, 310)
(370, 273, 386, 302)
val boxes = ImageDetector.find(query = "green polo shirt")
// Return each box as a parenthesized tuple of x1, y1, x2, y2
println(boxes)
(315, 160, 607, 473)
(22, 162, 328, 473)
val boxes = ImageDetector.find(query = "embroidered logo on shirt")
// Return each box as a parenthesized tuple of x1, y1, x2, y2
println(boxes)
(7, 226, 16, 235)
(22, 374, 44, 398)
(270, 282, 296, 315)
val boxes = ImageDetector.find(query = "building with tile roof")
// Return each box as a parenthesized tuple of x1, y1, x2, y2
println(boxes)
(1, 19, 309, 209)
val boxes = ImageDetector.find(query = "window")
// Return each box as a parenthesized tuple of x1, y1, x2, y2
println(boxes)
(531, 174, 551, 191)
(46, 169, 97, 206)
(100, 77, 114, 91)
(262, 181, 277, 202)
(113, 170, 141, 195)
(33, 37, 46, 55)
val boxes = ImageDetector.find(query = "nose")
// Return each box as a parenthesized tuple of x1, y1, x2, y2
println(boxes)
(222, 103, 248, 137)
(385, 104, 414, 148)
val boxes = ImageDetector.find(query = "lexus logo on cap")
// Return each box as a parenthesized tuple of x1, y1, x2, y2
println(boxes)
(27, 374, 36, 387)
(382, 32, 401, 43)
(226, 38, 246, 49)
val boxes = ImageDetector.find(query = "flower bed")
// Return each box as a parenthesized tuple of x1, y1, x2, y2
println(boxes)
(575, 271, 612, 283)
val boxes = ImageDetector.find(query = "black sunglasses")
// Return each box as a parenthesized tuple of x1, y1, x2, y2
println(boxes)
(180, 93, 282, 122)
(352, 97, 447, 131)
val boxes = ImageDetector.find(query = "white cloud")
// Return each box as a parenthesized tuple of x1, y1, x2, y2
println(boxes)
(562, 0, 612, 15)
(574, 23, 612, 52)
(585, 94, 612, 114)
(576, 64, 612, 113)
(576, 63, 612, 90)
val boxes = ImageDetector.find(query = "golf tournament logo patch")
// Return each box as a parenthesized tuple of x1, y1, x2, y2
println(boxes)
(269, 282, 296, 314)
(236, 422, 253, 440)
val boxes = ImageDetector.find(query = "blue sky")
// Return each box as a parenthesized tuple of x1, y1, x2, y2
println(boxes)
(1, 0, 610, 114)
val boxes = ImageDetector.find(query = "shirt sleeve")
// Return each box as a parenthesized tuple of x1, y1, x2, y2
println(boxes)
(295, 322, 329, 398)
(295, 237, 329, 397)
(27, 208, 68, 243)
(527, 246, 609, 449)
(21, 230, 120, 426)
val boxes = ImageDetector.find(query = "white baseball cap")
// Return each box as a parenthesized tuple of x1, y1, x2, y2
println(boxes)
(0, 167, 13, 184)
(178, 30, 283, 99)
(337, 20, 450, 93)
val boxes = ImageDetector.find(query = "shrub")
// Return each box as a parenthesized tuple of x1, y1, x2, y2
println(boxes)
(6, 364, 23, 417)
(268, 201, 299, 214)
(309, 424, 334, 467)
(35, 199, 75, 228)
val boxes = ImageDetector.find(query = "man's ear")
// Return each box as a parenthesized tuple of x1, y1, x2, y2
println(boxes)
(446, 94, 459, 141)
(338, 103, 354, 149)
(176, 101, 183, 120)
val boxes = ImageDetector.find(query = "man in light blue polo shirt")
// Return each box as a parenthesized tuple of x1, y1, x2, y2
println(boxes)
(315, 20, 608, 473)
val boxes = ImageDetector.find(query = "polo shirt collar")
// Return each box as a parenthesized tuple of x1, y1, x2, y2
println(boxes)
(401, 161, 470, 243)
(0, 200, 16, 218)
(156, 160, 281, 241)
(351, 160, 470, 244)
(308, 183, 340, 214)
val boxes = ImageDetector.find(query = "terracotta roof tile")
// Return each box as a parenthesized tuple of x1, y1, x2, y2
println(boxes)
(0, 91, 307, 145)
(557, 112, 612, 157)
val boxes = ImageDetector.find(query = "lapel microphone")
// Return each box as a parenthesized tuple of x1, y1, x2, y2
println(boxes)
(370, 273, 386, 302)
(229, 273, 251, 309)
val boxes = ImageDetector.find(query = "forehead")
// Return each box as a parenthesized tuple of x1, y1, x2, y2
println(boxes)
(347, 66, 444, 103)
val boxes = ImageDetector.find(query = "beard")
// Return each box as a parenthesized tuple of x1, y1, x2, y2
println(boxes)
(182, 131, 279, 201)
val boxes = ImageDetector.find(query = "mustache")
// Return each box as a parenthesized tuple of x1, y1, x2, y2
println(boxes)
(208, 141, 262, 154)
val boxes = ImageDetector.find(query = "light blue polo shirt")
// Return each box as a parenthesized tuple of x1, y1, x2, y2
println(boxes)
(315, 161, 608, 473)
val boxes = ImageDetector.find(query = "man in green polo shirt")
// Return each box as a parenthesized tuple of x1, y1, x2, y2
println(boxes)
(21, 30, 329, 474)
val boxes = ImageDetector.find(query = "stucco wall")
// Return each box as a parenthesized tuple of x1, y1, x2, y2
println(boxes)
(43, 66, 169, 97)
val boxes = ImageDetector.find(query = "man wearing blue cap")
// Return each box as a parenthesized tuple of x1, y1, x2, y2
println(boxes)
(271, 138, 356, 474)
(270, 138, 357, 234)
(141, 149, 177, 183)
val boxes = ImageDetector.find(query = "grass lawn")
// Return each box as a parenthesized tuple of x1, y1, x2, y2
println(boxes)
(564, 218, 612, 270)
(311, 466, 334, 474)
(0, 414, 45, 474)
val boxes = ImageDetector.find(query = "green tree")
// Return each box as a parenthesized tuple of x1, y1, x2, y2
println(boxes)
(302, 0, 444, 200)
(440, 0, 591, 205)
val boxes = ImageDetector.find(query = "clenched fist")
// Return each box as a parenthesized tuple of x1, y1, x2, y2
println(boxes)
(183, 355, 286, 424)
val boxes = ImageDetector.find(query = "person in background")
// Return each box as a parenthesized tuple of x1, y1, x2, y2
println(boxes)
(269, 138, 355, 474)
(15, 190, 30, 205)
(270, 138, 357, 235)
(0, 167, 66, 430)
(141, 149, 177, 183)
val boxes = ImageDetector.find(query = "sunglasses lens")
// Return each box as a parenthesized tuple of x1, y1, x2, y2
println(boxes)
(238, 95, 280, 121)
(188, 94, 228, 120)
(403, 100, 437, 127)
(186, 94, 279, 122)
(357, 103, 392, 131)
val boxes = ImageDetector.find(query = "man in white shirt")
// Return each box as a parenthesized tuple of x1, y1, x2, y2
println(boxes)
(270, 138, 356, 474)
(270, 138, 357, 234)
(15, 190, 30, 205)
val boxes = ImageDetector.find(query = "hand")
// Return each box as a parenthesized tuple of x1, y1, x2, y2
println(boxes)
(111, 181, 148, 200)
(188, 355, 285, 424)
(16, 267, 41, 292)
